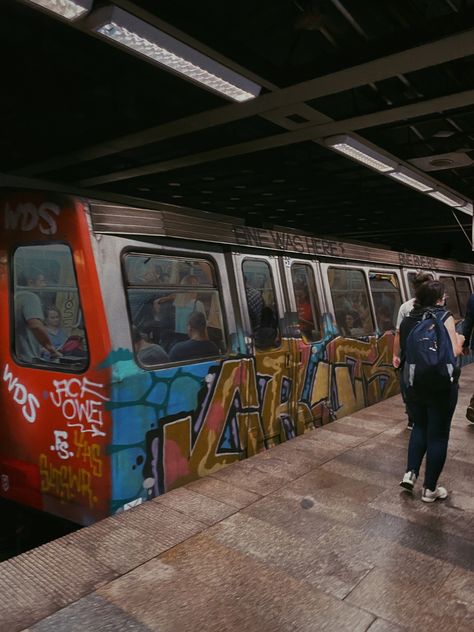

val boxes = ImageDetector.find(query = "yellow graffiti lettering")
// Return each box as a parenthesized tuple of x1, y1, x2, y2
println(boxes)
(39, 454, 97, 508)
(73, 431, 103, 477)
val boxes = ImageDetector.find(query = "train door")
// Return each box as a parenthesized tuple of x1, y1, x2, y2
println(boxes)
(232, 252, 295, 447)
(281, 257, 327, 430)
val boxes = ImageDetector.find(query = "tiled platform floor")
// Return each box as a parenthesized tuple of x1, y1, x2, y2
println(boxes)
(1, 367, 474, 632)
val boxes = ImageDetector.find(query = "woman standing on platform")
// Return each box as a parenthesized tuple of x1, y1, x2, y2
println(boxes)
(399, 280, 464, 502)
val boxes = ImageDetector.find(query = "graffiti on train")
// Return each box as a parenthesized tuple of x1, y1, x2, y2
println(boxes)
(40, 430, 103, 507)
(49, 377, 107, 437)
(105, 317, 397, 513)
(3, 363, 40, 423)
(3, 201, 60, 235)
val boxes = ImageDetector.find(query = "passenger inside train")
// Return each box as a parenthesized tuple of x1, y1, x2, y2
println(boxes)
(132, 325, 169, 366)
(13, 245, 88, 368)
(41, 305, 68, 359)
(168, 311, 219, 362)
(125, 253, 226, 364)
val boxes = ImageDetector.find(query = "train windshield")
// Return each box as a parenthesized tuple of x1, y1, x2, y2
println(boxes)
(12, 244, 88, 370)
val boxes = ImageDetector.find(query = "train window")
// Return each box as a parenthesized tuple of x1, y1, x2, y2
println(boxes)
(124, 253, 226, 366)
(290, 263, 321, 342)
(407, 272, 416, 298)
(328, 267, 374, 336)
(242, 259, 280, 349)
(439, 276, 461, 318)
(369, 271, 402, 333)
(12, 245, 88, 370)
(456, 277, 471, 316)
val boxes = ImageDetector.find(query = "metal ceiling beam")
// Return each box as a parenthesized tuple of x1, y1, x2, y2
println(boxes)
(15, 27, 474, 177)
(79, 88, 474, 186)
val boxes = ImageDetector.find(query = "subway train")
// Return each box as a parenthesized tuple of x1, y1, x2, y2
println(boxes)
(1, 189, 473, 526)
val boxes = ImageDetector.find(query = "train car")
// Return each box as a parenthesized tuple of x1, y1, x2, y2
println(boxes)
(1, 189, 473, 525)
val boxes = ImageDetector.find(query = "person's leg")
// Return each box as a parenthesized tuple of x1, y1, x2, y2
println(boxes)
(423, 385, 458, 492)
(406, 399, 428, 477)
(399, 372, 414, 429)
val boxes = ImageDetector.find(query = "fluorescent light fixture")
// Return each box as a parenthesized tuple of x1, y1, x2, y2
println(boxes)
(88, 6, 261, 102)
(457, 201, 473, 215)
(24, 0, 92, 20)
(325, 135, 396, 173)
(388, 166, 434, 192)
(428, 189, 465, 207)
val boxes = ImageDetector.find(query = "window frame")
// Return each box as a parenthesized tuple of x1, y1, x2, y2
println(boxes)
(368, 268, 403, 334)
(121, 249, 229, 368)
(10, 241, 90, 373)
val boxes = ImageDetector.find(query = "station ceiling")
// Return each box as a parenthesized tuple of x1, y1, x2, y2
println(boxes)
(2, 0, 474, 262)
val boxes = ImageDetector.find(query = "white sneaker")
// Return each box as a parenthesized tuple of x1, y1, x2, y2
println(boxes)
(400, 470, 417, 492)
(421, 486, 448, 503)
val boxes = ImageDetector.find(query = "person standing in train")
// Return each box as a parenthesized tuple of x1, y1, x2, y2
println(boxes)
(399, 280, 464, 502)
(392, 271, 433, 429)
(462, 291, 474, 424)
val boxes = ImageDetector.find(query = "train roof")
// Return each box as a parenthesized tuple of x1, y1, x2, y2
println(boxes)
(88, 199, 474, 275)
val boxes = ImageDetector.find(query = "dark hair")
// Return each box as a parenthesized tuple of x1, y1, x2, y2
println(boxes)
(413, 271, 434, 290)
(45, 305, 61, 317)
(188, 311, 207, 331)
(414, 280, 444, 308)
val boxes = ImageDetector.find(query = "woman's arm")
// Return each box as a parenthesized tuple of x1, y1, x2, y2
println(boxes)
(445, 315, 465, 356)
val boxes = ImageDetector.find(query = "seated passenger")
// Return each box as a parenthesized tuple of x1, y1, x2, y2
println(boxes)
(15, 267, 59, 362)
(169, 312, 219, 362)
(140, 296, 175, 345)
(376, 304, 395, 333)
(340, 312, 355, 337)
(132, 326, 169, 366)
(254, 305, 279, 349)
(41, 305, 68, 358)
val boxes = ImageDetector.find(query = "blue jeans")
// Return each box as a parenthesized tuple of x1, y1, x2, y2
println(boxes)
(406, 384, 458, 490)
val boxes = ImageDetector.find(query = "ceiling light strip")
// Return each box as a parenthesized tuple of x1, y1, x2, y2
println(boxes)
(427, 189, 465, 207)
(325, 134, 472, 216)
(88, 6, 261, 102)
(388, 169, 433, 192)
(24, 0, 92, 20)
(325, 135, 396, 172)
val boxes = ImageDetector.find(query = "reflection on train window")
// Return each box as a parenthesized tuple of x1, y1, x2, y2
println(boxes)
(455, 277, 471, 317)
(124, 253, 226, 366)
(290, 263, 321, 342)
(328, 267, 374, 337)
(369, 271, 402, 333)
(407, 272, 416, 298)
(13, 245, 88, 370)
(439, 276, 461, 318)
(242, 259, 280, 349)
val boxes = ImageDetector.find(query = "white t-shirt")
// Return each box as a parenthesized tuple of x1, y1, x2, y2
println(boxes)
(395, 298, 415, 330)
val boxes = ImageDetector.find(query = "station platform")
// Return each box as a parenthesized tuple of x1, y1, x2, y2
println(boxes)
(1, 367, 474, 632)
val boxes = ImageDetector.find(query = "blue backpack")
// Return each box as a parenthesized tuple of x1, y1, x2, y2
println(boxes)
(403, 309, 456, 395)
